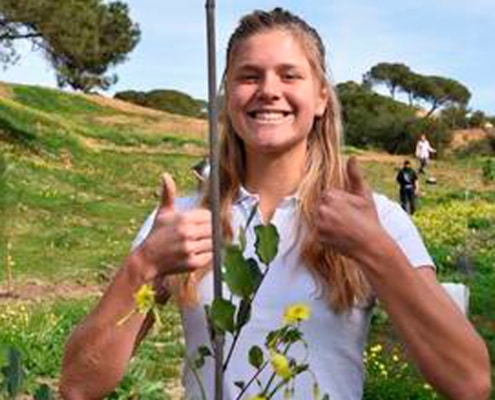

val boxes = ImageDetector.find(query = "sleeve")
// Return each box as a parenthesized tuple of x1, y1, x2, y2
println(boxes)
(373, 193, 435, 269)
(130, 194, 202, 251)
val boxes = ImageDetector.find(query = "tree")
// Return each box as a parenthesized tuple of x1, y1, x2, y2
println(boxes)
(416, 76, 471, 118)
(363, 63, 411, 99)
(0, 0, 140, 92)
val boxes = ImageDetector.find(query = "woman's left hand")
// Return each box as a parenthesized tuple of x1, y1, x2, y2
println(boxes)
(316, 156, 386, 260)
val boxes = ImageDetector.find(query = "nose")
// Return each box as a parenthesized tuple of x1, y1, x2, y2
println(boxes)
(257, 73, 281, 101)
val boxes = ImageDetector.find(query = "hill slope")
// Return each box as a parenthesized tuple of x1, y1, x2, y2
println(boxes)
(0, 82, 207, 283)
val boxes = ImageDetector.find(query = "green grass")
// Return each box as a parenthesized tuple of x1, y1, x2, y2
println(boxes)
(0, 82, 494, 398)
(0, 299, 184, 399)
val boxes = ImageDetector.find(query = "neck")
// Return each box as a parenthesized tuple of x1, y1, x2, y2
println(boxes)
(244, 146, 306, 221)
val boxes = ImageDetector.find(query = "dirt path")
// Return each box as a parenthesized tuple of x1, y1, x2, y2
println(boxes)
(0, 280, 104, 303)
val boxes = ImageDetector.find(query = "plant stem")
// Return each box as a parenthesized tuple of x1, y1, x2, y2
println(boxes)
(234, 361, 269, 400)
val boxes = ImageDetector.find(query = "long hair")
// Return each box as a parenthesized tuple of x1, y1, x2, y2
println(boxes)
(176, 8, 370, 312)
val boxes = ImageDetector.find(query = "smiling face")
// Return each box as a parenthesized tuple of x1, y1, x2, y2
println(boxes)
(226, 29, 328, 158)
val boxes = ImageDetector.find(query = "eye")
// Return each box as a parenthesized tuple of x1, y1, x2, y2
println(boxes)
(235, 72, 260, 83)
(282, 70, 303, 81)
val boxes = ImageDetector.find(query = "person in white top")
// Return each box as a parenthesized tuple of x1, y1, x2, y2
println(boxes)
(415, 134, 436, 174)
(60, 8, 491, 400)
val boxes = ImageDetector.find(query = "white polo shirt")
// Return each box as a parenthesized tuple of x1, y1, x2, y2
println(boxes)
(132, 188, 434, 400)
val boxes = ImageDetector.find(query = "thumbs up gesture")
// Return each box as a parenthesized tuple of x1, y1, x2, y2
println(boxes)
(135, 173, 213, 281)
(316, 157, 384, 260)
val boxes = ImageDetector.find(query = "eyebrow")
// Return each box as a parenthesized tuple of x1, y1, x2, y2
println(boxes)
(234, 63, 304, 72)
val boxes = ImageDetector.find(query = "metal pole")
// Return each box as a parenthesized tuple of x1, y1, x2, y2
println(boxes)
(205, 1, 224, 399)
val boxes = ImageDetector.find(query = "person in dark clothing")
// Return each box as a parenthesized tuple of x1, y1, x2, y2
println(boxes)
(396, 160, 419, 214)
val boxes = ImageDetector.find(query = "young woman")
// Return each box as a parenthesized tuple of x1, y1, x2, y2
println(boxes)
(60, 8, 491, 400)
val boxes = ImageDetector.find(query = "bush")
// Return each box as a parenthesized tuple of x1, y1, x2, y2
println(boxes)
(115, 89, 206, 118)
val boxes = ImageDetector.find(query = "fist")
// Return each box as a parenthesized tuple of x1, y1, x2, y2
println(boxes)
(136, 173, 213, 280)
(316, 157, 384, 260)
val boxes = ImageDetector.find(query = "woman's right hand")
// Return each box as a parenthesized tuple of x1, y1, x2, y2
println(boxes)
(134, 173, 213, 281)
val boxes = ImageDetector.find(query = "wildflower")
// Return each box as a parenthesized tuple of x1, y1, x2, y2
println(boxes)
(247, 396, 267, 400)
(283, 303, 311, 325)
(270, 351, 292, 380)
(134, 284, 156, 314)
(370, 344, 382, 353)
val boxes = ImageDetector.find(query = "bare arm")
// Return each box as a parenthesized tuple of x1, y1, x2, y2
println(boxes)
(317, 157, 491, 400)
(60, 174, 212, 399)
(60, 254, 158, 400)
(359, 238, 490, 399)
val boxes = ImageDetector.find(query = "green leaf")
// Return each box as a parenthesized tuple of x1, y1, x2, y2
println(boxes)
(198, 345, 212, 357)
(246, 258, 263, 290)
(281, 327, 303, 344)
(248, 345, 264, 369)
(293, 363, 309, 375)
(236, 299, 252, 329)
(234, 381, 245, 390)
(1, 347, 23, 398)
(34, 384, 52, 400)
(254, 223, 279, 265)
(223, 245, 257, 298)
(210, 298, 236, 333)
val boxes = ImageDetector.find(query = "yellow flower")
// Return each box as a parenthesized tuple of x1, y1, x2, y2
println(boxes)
(370, 344, 383, 353)
(134, 284, 156, 314)
(246, 396, 266, 400)
(270, 351, 292, 380)
(283, 303, 311, 325)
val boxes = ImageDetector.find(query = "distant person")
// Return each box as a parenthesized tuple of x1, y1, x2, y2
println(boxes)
(396, 160, 419, 215)
(415, 134, 436, 174)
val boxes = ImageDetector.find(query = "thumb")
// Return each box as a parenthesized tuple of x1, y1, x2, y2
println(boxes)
(159, 172, 176, 211)
(346, 156, 368, 197)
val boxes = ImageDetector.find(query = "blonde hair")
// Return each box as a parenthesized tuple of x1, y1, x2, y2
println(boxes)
(176, 8, 370, 312)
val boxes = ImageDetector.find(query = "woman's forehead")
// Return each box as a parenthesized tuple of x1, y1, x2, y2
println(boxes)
(229, 29, 312, 69)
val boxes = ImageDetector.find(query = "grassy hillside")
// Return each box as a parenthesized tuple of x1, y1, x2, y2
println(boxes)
(0, 82, 494, 398)
(0, 82, 207, 284)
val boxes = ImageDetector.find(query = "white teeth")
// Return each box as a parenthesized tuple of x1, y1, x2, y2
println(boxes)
(251, 111, 288, 121)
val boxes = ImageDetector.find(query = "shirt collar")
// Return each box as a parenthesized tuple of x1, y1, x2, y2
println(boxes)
(234, 185, 299, 209)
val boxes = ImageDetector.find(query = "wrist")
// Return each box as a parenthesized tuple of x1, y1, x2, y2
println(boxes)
(355, 229, 401, 275)
(124, 249, 159, 286)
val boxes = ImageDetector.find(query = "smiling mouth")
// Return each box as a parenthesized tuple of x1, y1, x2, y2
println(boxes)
(247, 110, 293, 122)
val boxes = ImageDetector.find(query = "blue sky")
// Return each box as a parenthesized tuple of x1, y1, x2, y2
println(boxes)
(2, 0, 494, 114)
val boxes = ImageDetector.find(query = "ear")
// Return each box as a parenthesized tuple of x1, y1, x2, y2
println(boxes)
(315, 85, 329, 117)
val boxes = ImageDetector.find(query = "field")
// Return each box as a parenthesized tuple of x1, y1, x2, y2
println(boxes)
(0, 82, 494, 399)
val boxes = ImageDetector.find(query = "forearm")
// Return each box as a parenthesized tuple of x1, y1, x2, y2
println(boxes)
(358, 233, 491, 399)
(60, 252, 158, 399)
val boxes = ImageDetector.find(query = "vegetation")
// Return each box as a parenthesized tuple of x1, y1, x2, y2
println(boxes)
(0, 0, 140, 92)
(364, 62, 471, 117)
(115, 89, 207, 119)
(337, 81, 452, 154)
(0, 83, 494, 398)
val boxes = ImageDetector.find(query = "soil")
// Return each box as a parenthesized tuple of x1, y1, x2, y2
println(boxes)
(0, 279, 104, 303)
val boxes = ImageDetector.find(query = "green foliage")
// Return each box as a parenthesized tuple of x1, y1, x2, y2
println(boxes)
(254, 224, 279, 265)
(115, 89, 207, 118)
(1, 346, 23, 398)
(338, 81, 416, 153)
(364, 62, 471, 117)
(0, 0, 140, 92)
(481, 158, 495, 183)
(363, 62, 412, 99)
